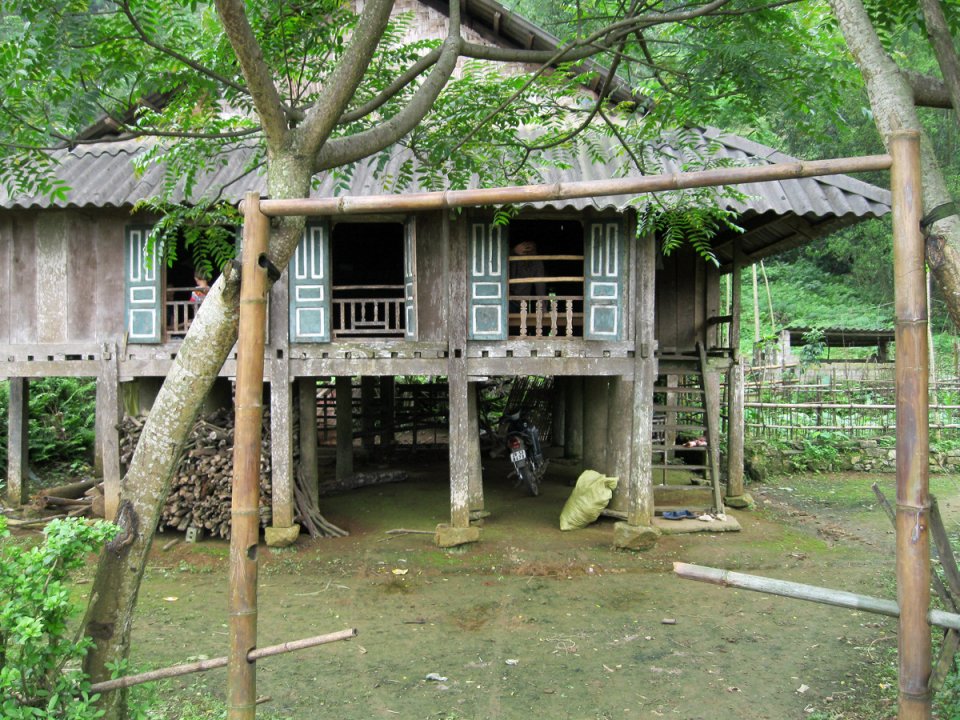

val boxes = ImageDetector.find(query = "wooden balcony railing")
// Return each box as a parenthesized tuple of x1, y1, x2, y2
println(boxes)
(332, 285, 405, 339)
(509, 296, 583, 338)
(166, 287, 201, 339)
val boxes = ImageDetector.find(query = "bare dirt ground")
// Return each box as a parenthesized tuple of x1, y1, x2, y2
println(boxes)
(117, 459, 960, 720)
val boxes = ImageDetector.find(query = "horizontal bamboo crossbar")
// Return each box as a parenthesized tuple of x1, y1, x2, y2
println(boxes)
(89, 629, 357, 694)
(674, 563, 960, 631)
(256, 155, 892, 217)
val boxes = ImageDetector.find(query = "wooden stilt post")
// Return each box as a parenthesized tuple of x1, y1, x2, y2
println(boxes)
(627, 231, 657, 529)
(891, 131, 931, 720)
(379, 376, 395, 451)
(96, 343, 122, 520)
(563, 377, 583, 461)
(445, 213, 473, 537)
(298, 378, 319, 508)
(335, 376, 354, 483)
(269, 358, 295, 529)
(228, 192, 270, 720)
(467, 381, 484, 516)
(6, 377, 29, 507)
(582, 377, 609, 472)
(360, 376, 377, 452)
(726, 247, 747, 505)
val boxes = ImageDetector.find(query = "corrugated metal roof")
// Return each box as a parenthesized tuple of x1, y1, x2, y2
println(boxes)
(0, 127, 890, 262)
(1, 127, 890, 213)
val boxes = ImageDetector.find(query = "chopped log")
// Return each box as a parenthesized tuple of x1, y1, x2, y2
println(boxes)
(37, 480, 96, 500)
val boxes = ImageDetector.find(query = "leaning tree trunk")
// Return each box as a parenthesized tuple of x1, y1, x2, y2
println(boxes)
(81, 159, 313, 720)
(830, 0, 960, 331)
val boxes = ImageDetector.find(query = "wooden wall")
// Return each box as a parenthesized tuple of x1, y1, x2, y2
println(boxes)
(655, 244, 717, 354)
(416, 211, 448, 343)
(0, 209, 127, 346)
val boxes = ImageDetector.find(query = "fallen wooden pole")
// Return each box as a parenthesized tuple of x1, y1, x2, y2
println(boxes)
(673, 562, 960, 632)
(89, 629, 357, 694)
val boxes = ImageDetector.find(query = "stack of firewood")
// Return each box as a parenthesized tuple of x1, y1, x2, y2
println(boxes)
(120, 409, 273, 538)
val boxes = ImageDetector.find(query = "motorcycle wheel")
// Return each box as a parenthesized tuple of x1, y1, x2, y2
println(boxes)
(518, 464, 539, 496)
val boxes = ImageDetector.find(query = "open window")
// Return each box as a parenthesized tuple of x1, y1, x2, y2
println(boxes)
(507, 220, 585, 338)
(124, 226, 226, 343)
(289, 220, 416, 342)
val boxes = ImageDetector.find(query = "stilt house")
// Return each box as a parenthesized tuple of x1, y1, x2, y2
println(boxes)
(0, 0, 891, 547)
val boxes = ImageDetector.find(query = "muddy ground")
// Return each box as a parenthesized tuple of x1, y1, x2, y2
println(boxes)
(112, 458, 960, 720)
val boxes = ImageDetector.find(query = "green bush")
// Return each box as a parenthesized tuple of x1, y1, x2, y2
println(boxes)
(0, 377, 97, 475)
(0, 515, 119, 719)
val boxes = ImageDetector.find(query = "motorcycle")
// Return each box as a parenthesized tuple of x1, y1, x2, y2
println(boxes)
(501, 411, 547, 496)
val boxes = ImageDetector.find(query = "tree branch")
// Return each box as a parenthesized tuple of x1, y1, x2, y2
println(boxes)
(297, 0, 397, 155)
(904, 69, 953, 108)
(338, 47, 443, 125)
(214, 0, 289, 150)
(312, 2, 461, 172)
(116, 0, 248, 95)
(919, 0, 960, 122)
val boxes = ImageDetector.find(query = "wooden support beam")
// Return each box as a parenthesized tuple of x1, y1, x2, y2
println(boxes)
(335, 376, 354, 483)
(582, 377, 609, 473)
(379, 376, 395, 450)
(270, 358, 295, 528)
(628, 232, 657, 527)
(96, 343, 121, 520)
(297, 378, 319, 508)
(6, 377, 29, 507)
(446, 214, 471, 529)
(563, 377, 583, 460)
(726, 247, 745, 499)
(467, 381, 484, 514)
(360, 376, 377, 452)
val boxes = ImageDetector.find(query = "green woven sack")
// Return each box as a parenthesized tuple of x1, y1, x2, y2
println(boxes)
(559, 470, 618, 530)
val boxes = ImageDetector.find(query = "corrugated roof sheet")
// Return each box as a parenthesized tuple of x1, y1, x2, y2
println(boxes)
(0, 126, 891, 215)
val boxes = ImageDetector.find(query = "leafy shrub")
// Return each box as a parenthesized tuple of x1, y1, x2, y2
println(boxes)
(0, 515, 119, 719)
(0, 377, 97, 475)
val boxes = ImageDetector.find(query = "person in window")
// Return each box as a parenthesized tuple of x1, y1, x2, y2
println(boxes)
(510, 240, 546, 312)
(190, 271, 211, 304)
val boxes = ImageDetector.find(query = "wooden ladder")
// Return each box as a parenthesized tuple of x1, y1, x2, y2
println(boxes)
(651, 342, 723, 514)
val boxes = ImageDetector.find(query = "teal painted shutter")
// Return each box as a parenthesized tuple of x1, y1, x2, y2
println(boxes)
(584, 221, 626, 340)
(404, 218, 417, 339)
(289, 222, 331, 342)
(124, 225, 162, 343)
(468, 222, 507, 340)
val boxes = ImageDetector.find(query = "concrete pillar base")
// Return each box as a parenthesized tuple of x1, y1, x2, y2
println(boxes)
(724, 493, 754, 509)
(613, 522, 661, 551)
(265, 524, 301, 547)
(435, 523, 481, 548)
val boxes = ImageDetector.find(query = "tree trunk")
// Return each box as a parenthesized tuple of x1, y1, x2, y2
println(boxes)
(82, 157, 312, 719)
(830, 0, 960, 331)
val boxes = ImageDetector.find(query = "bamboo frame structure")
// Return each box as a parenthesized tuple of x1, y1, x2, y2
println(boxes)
(228, 193, 271, 720)
(257, 154, 892, 217)
(891, 132, 931, 720)
(91, 629, 356, 694)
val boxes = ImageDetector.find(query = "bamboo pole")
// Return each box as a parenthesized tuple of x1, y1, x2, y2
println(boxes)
(258, 155, 892, 217)
(891, 131, 931, 720)
(228, 192, 270, 720)
(90, 629, 357, 694)
(673, 563, 960, 631)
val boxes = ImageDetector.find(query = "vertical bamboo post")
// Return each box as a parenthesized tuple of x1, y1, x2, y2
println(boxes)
(228, 192, 270, 720)
(891, 131, 931, 720)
